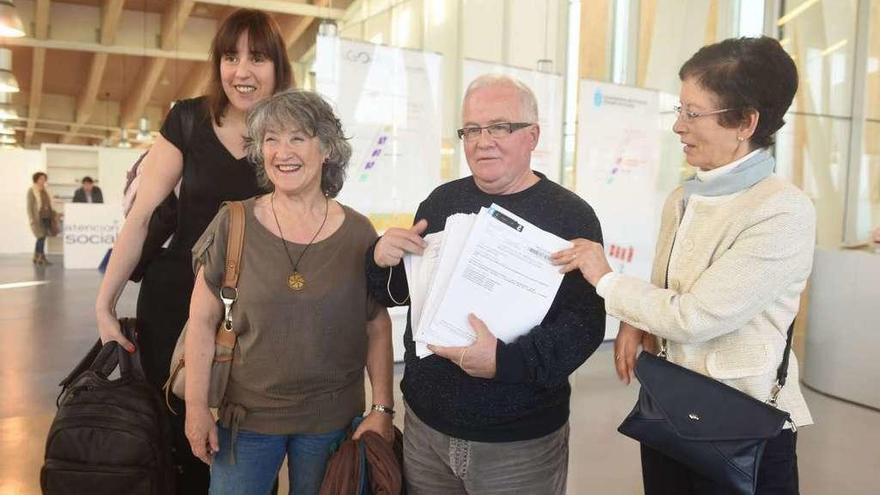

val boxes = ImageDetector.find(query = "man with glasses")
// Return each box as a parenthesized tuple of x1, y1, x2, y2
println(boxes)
(365, 74, 606, 494)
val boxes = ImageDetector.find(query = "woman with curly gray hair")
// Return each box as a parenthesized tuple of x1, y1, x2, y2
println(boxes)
(184, 89, 395, 495)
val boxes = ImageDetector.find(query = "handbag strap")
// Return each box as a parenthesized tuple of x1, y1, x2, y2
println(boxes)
(218, 201, 245, 335)
(117, 318, 147, 380)
(769, 321, 795, 406)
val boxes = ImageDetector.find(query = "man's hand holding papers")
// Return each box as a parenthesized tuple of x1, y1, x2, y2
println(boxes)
(428, 313, 498, 378)
(374, 219, 428, 268)
(404, 204, 572, 368)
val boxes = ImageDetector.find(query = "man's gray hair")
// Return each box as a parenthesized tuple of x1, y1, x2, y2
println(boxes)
(463, 74, 539, 123)
(245, 89, 351, 198)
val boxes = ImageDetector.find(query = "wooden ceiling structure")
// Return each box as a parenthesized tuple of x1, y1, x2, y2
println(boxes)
(2, 0, 352, 147)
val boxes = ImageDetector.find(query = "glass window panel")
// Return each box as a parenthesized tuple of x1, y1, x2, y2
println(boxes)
(867, 0, 880, 120)
(775, 113, 851, 247)
(638, 0, 741, 92)
(856, 122, 880, 239)
(779, 0, 858, 117)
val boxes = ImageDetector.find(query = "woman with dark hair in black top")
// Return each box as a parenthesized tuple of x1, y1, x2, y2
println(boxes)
(94, 9, 292, 493)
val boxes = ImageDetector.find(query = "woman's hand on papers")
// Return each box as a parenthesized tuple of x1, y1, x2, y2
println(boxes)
(428, 314, 498, 379)
(374, 219, 428, 268)
(551, 239, 612, 286)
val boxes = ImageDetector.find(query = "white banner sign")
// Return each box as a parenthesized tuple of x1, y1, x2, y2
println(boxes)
(315, 35, 443, 216)
(576, 80, 664, 339)
(63, 204, 122, 269)
(460, 60, 564, 183)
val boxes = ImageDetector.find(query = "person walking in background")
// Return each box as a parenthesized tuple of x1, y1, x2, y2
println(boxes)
(27, 172, 58, 265)
(72, 176, 103, 203)
(94, 9, 293, 493)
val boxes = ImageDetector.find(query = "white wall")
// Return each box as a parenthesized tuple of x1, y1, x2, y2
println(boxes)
(0, 146, 137, 255)
(0, 149, 45, 254)
(99, 148, 144, 207)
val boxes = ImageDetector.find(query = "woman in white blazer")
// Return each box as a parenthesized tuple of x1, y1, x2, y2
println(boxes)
(553, 37, 813, 494)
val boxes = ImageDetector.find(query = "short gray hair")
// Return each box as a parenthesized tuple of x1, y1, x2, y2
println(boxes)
(245, 89, 351, 198)
(463, 74, 539, 122)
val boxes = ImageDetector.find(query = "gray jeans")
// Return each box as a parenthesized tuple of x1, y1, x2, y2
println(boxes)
(403, 404, 569, 495)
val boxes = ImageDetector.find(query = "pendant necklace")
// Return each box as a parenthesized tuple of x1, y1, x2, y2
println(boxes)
(270, 192, 329, 291)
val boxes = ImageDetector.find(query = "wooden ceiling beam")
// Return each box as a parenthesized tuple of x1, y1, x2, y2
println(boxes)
(34, 0, 51, 39)
(282, 0, 331, 64)
(197, 0, 345, 19)
(177, 63, 212, 100)
(25, 48, 46, 144)
(99, 0, 126, 44)
(25, 0, 51, 145)
(3, 37, 207, 61)
(61, 53, 109, 144)
(120, 57, 168, 128)
(120, 0, 195, 128)
(288, 20, 321, 62)
(61, 0, 126, 144)
(160, 0, 196, 51)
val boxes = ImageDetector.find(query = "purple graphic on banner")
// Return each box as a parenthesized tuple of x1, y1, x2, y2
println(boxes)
(359, 132, 391, 182)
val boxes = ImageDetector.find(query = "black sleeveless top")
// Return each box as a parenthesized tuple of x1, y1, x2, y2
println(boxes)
(160, 97, 262, 256)
(136, 97, 263, 393)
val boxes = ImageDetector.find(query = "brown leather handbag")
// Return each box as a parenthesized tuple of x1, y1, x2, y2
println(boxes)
(162, 201, 245, 412)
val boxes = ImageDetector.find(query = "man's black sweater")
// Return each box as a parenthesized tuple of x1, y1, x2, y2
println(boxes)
(366, 174, 606, 442)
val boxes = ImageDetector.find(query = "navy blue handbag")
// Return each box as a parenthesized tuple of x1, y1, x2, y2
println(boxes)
(618, 322, 795, 495)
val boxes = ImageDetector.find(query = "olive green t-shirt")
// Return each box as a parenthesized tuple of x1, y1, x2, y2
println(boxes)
(193, 197, 380, 434)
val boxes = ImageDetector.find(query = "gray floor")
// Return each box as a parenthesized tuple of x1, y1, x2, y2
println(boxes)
(1, 254, 877, 494)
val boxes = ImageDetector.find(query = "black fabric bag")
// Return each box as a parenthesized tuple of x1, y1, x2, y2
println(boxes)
(127, 101, 196, 282)
(617, 323, 795, 495)
(41, 319, 174, 495)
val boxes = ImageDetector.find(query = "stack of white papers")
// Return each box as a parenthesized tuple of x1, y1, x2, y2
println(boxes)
(404, 204, 572, 358)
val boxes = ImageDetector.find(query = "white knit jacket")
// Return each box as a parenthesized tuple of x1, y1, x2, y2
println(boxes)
(600, 175, 814, 427)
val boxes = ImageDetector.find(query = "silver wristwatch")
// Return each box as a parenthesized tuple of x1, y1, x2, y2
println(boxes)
(371, 403, 395, 417)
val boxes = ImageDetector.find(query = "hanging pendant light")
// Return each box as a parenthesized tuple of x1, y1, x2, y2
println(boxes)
(135, 116, 151, 141)
(318, 19, 338, 37)
(0, 91, 18, 120)
(0, 48, 19, 92)
(0, 0, 25, 38)
(118, 128, 131, 148)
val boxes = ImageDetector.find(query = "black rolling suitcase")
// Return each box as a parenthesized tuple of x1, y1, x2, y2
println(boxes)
(41, 319, 174, 494)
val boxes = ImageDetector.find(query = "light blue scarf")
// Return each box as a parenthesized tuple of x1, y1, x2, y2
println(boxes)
(682, 149, 775, 206)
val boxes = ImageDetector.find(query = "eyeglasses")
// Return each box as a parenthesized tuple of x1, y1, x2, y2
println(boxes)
(456, 122, 533, 141)
(673, 105, 734, 122)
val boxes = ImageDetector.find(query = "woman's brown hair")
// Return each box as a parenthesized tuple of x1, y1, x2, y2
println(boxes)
(206, 9, 293, 126)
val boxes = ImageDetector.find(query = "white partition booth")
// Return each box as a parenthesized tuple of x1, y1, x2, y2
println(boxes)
(803, 248, 880, 410)
(62, 203, 122, 270)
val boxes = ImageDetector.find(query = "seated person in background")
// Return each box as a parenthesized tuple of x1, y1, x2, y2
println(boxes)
(72, 176, 103, 203)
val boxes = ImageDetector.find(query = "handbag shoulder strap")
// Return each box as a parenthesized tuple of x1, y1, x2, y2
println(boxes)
(769, 321, 795, 405)
(223, 201, 245, 289)
(217, 201, 245, 337)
